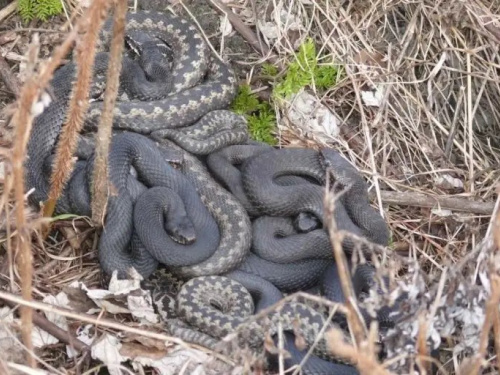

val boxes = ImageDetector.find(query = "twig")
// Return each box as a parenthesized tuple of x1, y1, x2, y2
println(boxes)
(207, 0, 276, 61)
(1, 299, 90, 353)
(2, 9, 83, 364)
(10, 33, 42, 369)
(323, 174, 398, 374)
(372, 190, 495, 216)
(0, 290, 235, 365)
(343, 63, 385, 220)
(415, 313, 431, 374)
(0, 54, 20, 97)
(323, 179, 366, 344)
(444, 87, 465, 158)
(0, 1, 17, 24)
(249, 0, 264, 57)
(91, 0, 128, 225)
(465, 1, 500, 44)
(43, 0, 112, 222)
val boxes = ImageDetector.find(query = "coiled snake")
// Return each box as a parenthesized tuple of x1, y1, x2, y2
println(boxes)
(24, 9, 398, 374)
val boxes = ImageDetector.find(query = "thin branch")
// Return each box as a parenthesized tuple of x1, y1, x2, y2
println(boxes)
(10, 33, 41, 369)
(0, 290, 235, 365)
(91, 0, 128, 225)
(1, 299, 90, 354)
(207, 0, 277, 61)
(323, 175, 366, 346)
(372, 190, 495, 216)
(43, 0, 112, 222)
(0, 1, 16, 24)
(4, 9, 83, 365)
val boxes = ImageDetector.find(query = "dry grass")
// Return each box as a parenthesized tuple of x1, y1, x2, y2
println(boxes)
(253, 0, 500, 289)
(0, 0, 499, 374)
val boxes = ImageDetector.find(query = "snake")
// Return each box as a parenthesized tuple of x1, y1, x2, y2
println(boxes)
(25, 9, 242, 213)
(147, 262, 402, 375)
(203, 143, 391, 295)
(22, 8, 398, 373)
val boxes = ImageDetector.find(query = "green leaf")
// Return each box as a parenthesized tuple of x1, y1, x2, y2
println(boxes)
(270, 37, 343, 100)
(230, 84, 278, 145)
(230, 84, 260, 115)
(315, 65, 339, 90)
(18, 0, 35, 22)
(50, 213, 83, 221)
(261, 63, 278, 77)
(18, 0, 63, 22)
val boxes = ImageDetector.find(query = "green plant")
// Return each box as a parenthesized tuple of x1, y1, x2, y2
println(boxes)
(261, 63, 279, 77)
(231, 84, 260, 115)
(18, 0, 64, 22)
(231, 39, 342, 145)
(231, 84, 277, 145)
(272, 37, 341, 100)
(246, 102, 277, 146)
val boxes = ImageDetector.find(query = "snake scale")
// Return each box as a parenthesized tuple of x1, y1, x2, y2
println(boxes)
(24, 8, 401, 374)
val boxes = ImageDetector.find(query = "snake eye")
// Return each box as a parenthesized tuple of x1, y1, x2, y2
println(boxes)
(208, 299, 224, 312)
(124, 35, 142, 56)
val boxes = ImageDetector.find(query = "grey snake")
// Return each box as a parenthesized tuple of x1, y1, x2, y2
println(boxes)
(23, 9, 401, 374)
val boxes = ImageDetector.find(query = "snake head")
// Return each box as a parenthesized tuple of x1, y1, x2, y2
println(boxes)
(319, 148, 362, 189)
(166, 217, 196, 245)
(294, 212, 321, 233)
(156, 145, 184, 167)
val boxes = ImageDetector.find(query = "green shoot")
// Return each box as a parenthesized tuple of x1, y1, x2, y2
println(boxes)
(231, 84, 277, 145)
(18, 0, 64, 22)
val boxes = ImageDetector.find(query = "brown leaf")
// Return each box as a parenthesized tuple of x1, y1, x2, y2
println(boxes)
(119, 341, 169, 361)
(122, 332, 171, 351)
(62, 284, 99, 314)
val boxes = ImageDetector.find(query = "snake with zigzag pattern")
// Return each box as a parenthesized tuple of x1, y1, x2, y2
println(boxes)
(24, 9, 397, 375)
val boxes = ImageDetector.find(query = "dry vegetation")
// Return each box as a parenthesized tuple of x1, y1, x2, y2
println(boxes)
(0, 0, 499, 374)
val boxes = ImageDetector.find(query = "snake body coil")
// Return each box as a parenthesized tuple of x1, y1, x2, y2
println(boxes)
(23, 9, 398, 375)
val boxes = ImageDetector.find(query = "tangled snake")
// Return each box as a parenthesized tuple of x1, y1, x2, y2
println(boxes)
(24, 9, 400, 374)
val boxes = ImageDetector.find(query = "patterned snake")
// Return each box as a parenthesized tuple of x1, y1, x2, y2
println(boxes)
(24, 9, 397, 374)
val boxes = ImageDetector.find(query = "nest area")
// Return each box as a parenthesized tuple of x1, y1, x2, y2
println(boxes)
(0, 0, 499, 374)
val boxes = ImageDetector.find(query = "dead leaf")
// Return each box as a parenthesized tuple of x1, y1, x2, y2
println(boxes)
(119, 341, 169, 361)
(286, 89, 341, 143)
(121, 332, 171, 351)
(63, 283, 101, 314)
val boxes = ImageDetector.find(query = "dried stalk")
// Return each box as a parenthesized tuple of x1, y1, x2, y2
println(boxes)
(0, 1, 16, 24)
(5, 6, 84, 363)
(323, 178, 366, 344)
(0, 289, 235, 365)
(415, 314, 431, 374)
(372, 190, 495, 216)
(208, 0, 276, 61)
(43, 0, 112, 222)
(91, 0, 128, 225)
(9, 34, 41, 369)
(322, 173, 399, 374)
(6, 12, 86, 364)
(1, 298, 90, 353)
